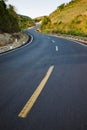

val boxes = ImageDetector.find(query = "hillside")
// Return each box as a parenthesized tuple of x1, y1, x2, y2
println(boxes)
(0, 0, 35, 48)
(40, 0, 87, 37)
(0, 0, 20, 33)
(34, 16, 44, 23)
(0, 0, 35, 33)
(18, 15, 35, 29)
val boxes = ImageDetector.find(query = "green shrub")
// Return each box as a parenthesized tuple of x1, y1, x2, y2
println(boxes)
(40, 16, 51, 30)
(0, 0, 20, 33)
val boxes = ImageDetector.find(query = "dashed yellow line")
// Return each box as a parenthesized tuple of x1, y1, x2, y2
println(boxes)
(18, 66, 54, 118)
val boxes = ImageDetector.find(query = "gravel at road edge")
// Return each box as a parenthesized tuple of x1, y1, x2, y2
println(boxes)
(0, 32, 30, 54)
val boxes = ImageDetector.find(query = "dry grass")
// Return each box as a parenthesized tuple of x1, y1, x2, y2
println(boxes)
(50, 0, 87, 24)
(41, 0, 87, 36)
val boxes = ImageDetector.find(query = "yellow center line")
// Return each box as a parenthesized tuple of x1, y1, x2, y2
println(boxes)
(18, 65, 54, 118)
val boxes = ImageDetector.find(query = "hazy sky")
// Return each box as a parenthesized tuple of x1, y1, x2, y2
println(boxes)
(6, 0, 71, 18)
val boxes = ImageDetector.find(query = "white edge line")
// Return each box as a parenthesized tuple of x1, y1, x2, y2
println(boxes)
(62, 36, 87, 47)
(61, 37, 87, 47)
(49, 34, 87, 47)
(0, 33, 33, 56)
(69, 39, 87, 47)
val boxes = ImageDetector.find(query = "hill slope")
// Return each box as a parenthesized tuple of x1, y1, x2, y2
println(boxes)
(40, 0, 87, 36)
(0, 0, 34, 48)
(0, 0, 35, 33)
(18, 15, 35, 29)
(0, 0, 20, 33)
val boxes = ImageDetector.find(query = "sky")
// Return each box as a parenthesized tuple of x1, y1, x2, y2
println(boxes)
(6, 0, 71, 18)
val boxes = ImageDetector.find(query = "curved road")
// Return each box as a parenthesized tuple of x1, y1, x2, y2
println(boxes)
(0, 28, 87, 130)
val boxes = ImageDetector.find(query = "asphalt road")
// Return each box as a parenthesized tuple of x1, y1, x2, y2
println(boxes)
(0, 28, 87, 130)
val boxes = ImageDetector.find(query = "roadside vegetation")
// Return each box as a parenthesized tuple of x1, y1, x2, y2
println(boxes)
(40, 0, 87, 37)
(34, 16, 44, 23)
(0, 0, 35, 33)
(0, 0, 35, 47)
(18, 15, 35, 30)
(0, 0, 20, 33)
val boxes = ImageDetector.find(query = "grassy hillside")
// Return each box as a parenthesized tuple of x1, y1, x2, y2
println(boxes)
(40, 0, 87, 36)
(18, 15, 35, 29)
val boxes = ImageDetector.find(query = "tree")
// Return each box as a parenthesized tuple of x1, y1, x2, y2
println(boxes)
(0, 0, 20, 32)
(0, 0, 9, 32)
(40, 16, 51, 30)
(0, 0, 7, 15)
(42, 16, 51, 25)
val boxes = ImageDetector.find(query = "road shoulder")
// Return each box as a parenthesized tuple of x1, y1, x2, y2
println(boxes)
(0, 32, 31, 54)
